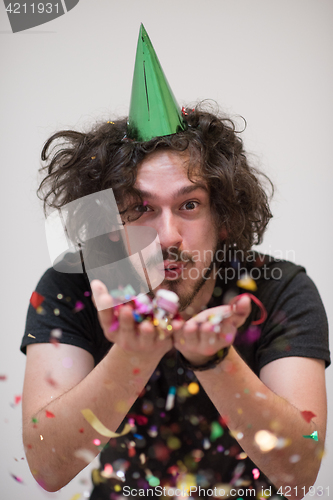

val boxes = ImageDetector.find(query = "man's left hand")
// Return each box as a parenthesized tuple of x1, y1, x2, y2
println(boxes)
(172, 294, 251, 367)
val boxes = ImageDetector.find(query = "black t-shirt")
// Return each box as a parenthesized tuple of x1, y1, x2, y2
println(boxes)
(21, 254, 330, 499)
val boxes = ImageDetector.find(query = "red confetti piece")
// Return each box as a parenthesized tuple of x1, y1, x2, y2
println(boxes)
(30, 291, 45, 309)
(45, 375, 57, 387)
(0, 375, 7, 381)
(14, 395, 22, 405)
(133, 368, 140, 375)
(79, 428, 84, 433)
(232, 293, 267, 325)
(301, 410, 316, 423)
(45, 410, 55, 418)
(219, 415, 229, 428)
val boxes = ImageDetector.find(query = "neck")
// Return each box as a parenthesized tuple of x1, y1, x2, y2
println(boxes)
(180, 274, 216, 320)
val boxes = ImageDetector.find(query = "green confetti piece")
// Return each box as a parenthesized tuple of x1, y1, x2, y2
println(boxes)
(31, 417, 38, 423)
(303, 430, 318, 441)
(210, 421, 224, 441)
(148, 476, 160, 487)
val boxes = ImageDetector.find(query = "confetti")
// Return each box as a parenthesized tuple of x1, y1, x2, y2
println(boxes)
(210, 421, 224, 441)
(252, 468, 260, 480)
(148, 475, 160, 487)
(50, 328, 62, 346)
(45, 375, 57, 387)
(27, 333, 36, 339)
(45, 410, 55, 418)
(255, 392, 267, 399)
(254, 430, 278, 452)
(303, 431, 318, 441)
(81, 408, 131, 438)
(74, 301, 85, 312)
(10, 473, 23, 483)
(69, 494, 81, 500)
(74, 448, 96, 463)
(237, 275, 257, 292)
(91, 156, 96, 160)
(62, 357, 73, 369)
(14, 395, 22, 405)
(165, 386, 176, 411)
(0, 375, 7, 381)
(100, 463, 113, 478)
(30, 291, 45, 309)
(301, 411, 316, 423)
(167, 436, 181, 450)
(188, 382, 200, 395)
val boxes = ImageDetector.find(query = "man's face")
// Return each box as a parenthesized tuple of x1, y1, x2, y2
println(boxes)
(125, 150, 219, 311)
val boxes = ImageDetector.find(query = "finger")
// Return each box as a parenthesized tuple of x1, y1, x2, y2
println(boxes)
(188, 305, 232, 326)
(183, 322, 199, 347)
(138, 320, 156, 349)
(90, 280, 114, 333)
(228, 294, 252, 327)
(198, 322, 219, 354)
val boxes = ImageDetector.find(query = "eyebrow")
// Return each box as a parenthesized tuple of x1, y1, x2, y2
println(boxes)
(135, 182, 209, 200)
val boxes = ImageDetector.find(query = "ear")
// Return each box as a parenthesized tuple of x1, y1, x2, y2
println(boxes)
(219, 227, 228, 240)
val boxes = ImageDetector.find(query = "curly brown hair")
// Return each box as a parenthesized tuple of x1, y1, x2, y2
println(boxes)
(38, 104, 273, 253)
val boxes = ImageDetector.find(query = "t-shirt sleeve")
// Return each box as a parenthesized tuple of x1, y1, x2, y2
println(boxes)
(255, 263, 331, 371)
(21, 267, 110, 365)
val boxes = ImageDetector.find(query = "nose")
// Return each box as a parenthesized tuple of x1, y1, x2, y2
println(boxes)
(156, 210, 182, 252)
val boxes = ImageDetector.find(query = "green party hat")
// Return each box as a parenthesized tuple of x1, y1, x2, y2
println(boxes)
(127, 24, 187, 141)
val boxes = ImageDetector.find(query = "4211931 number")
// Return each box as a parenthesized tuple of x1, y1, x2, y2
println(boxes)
(5, 3, 60, 14)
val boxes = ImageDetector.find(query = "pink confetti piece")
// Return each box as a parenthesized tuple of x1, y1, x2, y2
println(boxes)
(10, 473, 23, 483)
(45, 410, 55, 418)
(74, 301, 85, 312)
(252, 468, 260, 480)
(14, 395, 22, 405)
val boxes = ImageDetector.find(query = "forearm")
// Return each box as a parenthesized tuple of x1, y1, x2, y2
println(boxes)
(195, 347, 325, 497)
(23, 344, 160, 492)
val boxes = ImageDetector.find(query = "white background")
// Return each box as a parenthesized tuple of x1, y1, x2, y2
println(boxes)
(0, 1, 332, 499)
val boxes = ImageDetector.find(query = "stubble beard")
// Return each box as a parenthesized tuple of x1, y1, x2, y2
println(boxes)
(156, 241, 220, 312)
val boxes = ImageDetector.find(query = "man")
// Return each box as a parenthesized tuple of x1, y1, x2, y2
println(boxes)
(21, 25, 330, 499)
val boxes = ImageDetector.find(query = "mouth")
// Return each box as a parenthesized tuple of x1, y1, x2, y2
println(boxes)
(162, 260, 186, 279)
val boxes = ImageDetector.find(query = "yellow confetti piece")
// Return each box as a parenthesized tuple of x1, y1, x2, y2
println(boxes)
(91, 156, 96, 159)
(28, 334, 36, 338)
(70, 494, 81, 500)
(81, 408, 131, 438)
(107, 121, 115, 124)
(114, 485, 121, 492)
(237, 276, 257, 291)
(188, 382, 200, 395)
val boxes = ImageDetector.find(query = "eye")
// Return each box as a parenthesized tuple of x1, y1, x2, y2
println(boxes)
(133, 204, 152, 213)
(181, 201, 199, 211)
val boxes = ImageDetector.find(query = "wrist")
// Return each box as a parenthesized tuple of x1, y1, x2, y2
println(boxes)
(178, 346, 230, 372)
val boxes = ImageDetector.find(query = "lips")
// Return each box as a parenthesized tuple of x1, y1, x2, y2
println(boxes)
(162, 260, 185, 279)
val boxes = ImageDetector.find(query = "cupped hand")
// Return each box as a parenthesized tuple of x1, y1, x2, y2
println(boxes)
(172, 294, 251, 366)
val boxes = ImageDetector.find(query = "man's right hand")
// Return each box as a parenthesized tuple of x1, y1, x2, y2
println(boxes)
(90, 280, 173, 358)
